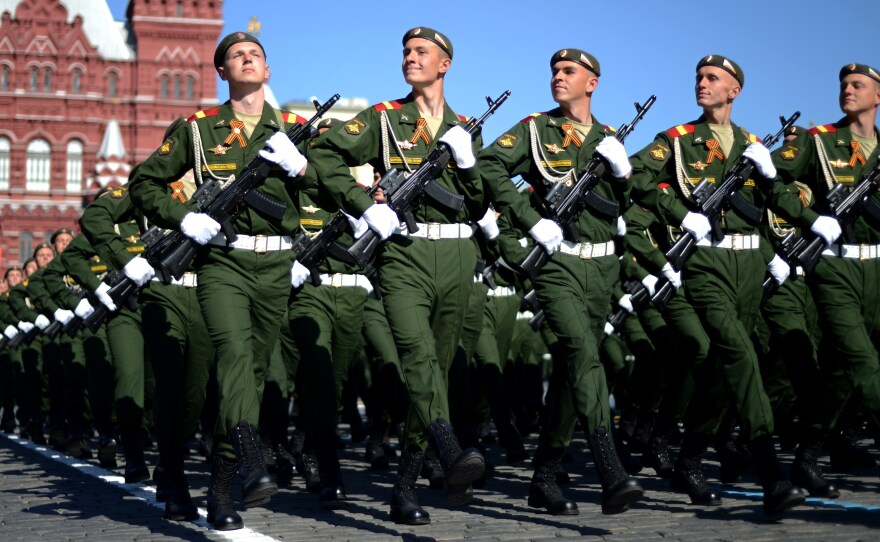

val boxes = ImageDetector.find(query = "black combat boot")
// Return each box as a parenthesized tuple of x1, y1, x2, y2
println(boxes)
(207, 456, 243, 530)
(670, 436, 721, 506)
(121, 430, 150, 484)
(163, 454, 199, 521)
(427, 418, 485, 505)
(421, 448, 445, 489)
(749, 434, 806, 515)
(390, 449, 431, 525)
(791, 435, 839, 499)
(527, 447, 578, 515)
(301, 448, 322, 493)
(588, 427, 644, 514)
(228, 420, 277, 508)
(642, 426, 674, 479)
(365, 430, 391, 470)
(316, 441, 347, 502)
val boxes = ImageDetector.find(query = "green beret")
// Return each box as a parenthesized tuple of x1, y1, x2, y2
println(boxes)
(32, 243, 53, 259)
(839, 63, 880, 84)
(785, 125, 808, 138)
(4, 265, 22, 279)
(550, 49, 600, 77)
(214, 31, 265, 69)
(402, 27, 453, 59)
(50, 228, 74, 245)
(697, 54, 744, 88)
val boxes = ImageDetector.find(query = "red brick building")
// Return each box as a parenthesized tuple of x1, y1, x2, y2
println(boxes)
(0, 0, 222, 268)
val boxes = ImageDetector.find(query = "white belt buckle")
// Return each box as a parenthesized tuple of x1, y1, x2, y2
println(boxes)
(731, 235, 745, 251)
(426, 223, 441, 240)
(330, 274, 344, 288)
(579, 243, 594, 259)
(253, 235, 268, 253)
(859, 244, 870, 260)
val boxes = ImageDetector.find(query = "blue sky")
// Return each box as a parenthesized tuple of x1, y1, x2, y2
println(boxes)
(109, 0, 878, 152)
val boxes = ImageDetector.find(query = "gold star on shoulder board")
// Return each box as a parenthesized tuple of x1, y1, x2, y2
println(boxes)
(301, 205, 320, 214)
(544, 143, 562, 154)
(688, 160, 707, 171)
(209, 145, 230, 156)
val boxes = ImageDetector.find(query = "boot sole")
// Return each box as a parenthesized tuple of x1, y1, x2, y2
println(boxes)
(243, 483, 278, 508)
(209, 519, 244, 531)
(528, 496, 579, 515)
(602, 486, 644, 514)
(764, 492, 806, 515)
(389, 509, 431, 525)
(445, 455, 484, 505)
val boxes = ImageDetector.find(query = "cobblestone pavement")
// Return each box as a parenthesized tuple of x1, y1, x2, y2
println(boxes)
(1, 429, 878, 541)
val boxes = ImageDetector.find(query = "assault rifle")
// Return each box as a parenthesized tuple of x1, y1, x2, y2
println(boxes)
(795, 160, 880, 273)
(290, 212, 358, 286)
(345, 91, 511, 268)
(144, 94, 341, 283)
(519, 95, 656, 279)
(665, 111, 801, 271)
(762, 231, 808, 298)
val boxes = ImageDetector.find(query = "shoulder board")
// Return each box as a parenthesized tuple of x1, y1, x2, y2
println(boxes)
(457, 114, 469, 123)
(808, 123, 838, 135)
(372, 100, 403, 112)
(604, 125, 617, 133)
(186, 107, 220, 123)
(520, 113, 543, 123)
(282, 112, 307, 125)
(748, 132, 761, 144)
(665, 124, 695, 138)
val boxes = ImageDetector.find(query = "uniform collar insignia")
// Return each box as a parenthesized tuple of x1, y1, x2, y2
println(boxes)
(694, 136, 703, 143)
(215, 119, 226, 126)
(269, 119, 277, 127)
(400, 114, 409, 122)
(209, 145, 230, 156)
(548, 118, 558, 126)
(544, 143, 562, 154)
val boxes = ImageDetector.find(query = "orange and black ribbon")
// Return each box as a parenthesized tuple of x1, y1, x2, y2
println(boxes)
(561, 123, 582, 149)
(409, 118, 431, 146)
(224, 119, 248, 148)
(849, 140, 867, 167)
(705, 139, 725, 164)
(170, 181, 187, 203)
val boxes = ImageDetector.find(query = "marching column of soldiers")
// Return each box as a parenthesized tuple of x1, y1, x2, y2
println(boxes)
(0, 27, 878, 530)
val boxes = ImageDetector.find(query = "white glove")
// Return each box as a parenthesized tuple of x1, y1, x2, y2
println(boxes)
(54, 308, 74, 325)
(34, 314, 50, 330)
(618, 294, 634, 313)
(595, 136, 632, 178)
(4, 325, 19, 339)
(742, 143, 776, 179)
(767, 254, 790, 285)
(343, 212, 369, 239)
(123, 256, 155, 287)
(810, 216, 842, 247)
(616, 216, 627, 237)
(180, 212, 221, 245)
(362, 203, 401, 240)
(529, 219, 563, 255)
(259, 132, 307, 177)
(661, 262, 682, 289)
(681, 211, 711, 241)
(477, 209, 500, 240)
(94, 282, 117, 312)
(641, 274, 658, 296)
(17, 321, 34, 333)
(439, 125, 476, 169)
(604, 321, 616, 336)
(74, 298, 95, 319)
(290, 260, 311, 288)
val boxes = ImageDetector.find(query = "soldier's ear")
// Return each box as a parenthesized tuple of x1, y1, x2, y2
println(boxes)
(217, 66, 227, 81)
(264, 63, 270, 83)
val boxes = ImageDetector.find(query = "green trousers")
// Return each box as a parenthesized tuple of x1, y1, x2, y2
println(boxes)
(107, 306, 153, 435)
(362, 294, 405, 433)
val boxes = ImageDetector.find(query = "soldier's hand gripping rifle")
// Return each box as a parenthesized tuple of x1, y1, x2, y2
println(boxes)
(519, 95, 656, 280)
(794, 159, 880, 273)
(345, 91, 511, 269)
(143, 94, 341, 283)
(664, 112, 801, 271)
(289, 212, 359, 287)
(761, 231, 809, 298)
(80, 269, 137, 332)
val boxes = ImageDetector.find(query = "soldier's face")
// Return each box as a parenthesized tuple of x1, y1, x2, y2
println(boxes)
(550, 61, 598, 104)
(53, 233, 73, 254)
(219, 43, 269, 87)
(402, 38, 450, 87)
(24, 261, 37, 276)
(839, 74, 880, 116)
(35, 248, 54, 268)
(5, 270, 22, 287)
(695, 67, 740, 109)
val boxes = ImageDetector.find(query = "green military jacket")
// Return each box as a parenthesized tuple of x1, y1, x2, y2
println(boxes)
(8, 277, 38, 323)
(24, 266, 58, 318)
(310, 94, 484, 223)
(129, 101, 312, 236)
(297, 191, 361, 275)
(57, 235, 109, 299)
(0, 291, 16, 327)
(479, 108, 627, 244)
(773, 119, 879, 244)
(79, 184, 146, 270)
(630, 116, 814, 235)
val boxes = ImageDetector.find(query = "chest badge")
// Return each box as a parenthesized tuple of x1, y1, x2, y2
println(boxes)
(561, 123, 582, 149)
(704, 139, 725, 164)
(828, 159, 849, 169)
(125, 235, 139, 244)
(209, 145, 230, 156)
(224, 119, 248, 148)
(398, 140, 415, 151)
(302, 204, 320, 214)
(410, 118, 431, 146)
(544, 143, 562, 154)
(688, 160, 707, 171)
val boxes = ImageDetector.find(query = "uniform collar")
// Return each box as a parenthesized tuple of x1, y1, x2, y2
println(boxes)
(830, 118, 880, 148)
(546, 107, 608, 146)
(396, 93, 463, 127)
(214, 101, 280, 132)
(692, 115, 751, 158)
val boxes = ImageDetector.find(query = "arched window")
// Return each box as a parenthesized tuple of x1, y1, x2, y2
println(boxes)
(43, 68, 51, 91)
(0, 137, 9, 190)
(72, 69, 81, 94)
(1, 65, 9, 90)
(66, 140, 83, 192)
(173, 75, 181, 99)
(26, 139, 51, 192)
(186, 76, 195, 100)
(30, 67, 38, 91)
(160, 75, 169, 98)
(107, 72, 117, 97)
(19, 232, 33, 263)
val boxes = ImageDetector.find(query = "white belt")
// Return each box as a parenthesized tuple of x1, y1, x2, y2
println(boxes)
(517, 311, 535, 320)
(558, 240, 615, 259)
(822, 243, 880, 260)
(153, 272, 198, 288)
(487, 285, 516, 298)
(404, 222, 473, 240)
(208, 234, 294, 252)
(318, 273, 372, 294)
(696, 233, 760, 250)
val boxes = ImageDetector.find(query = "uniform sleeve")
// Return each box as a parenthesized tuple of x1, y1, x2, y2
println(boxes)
(42, 257, 79, 310)
(629, 134, 691, 225)
(80, 189, 138, 270)
(309, 109, 382, 217)
(25, 269, 58, 316)
(60, 238, 102, 293)
(623, 205, 668, 274)
(769, 134, 820, 227)
(479, 122, 543, 230)
(129, 123, 198, 229)
(7, 285, 36, 322)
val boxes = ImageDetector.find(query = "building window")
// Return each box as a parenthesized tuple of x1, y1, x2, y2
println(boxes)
(26, 139, 51, 192)
(30, 67, 38, 91)
(0, 138, 9, 190)
(66, 140, 83, 193)
(107, 72, 117, 97)
(19, 232, 33, 263)
(160, 75, 168, 98)
(72, 69, 81, 93)
(186, 76, 194, 100)
(43, 69, 51, 92)
(176, 1, 183, 16)
(1, 65, 9, 90)
(173, 75, 181, 99)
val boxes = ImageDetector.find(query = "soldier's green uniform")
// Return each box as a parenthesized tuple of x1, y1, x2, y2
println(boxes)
(8, 272, 49, 442)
